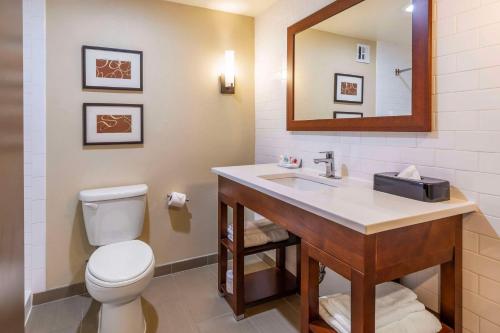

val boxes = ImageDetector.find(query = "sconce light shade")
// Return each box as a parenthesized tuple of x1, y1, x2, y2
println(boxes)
(220, 50, 235, 94)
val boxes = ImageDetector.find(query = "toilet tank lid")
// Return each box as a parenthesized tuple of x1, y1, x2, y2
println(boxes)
(79, 184, 148, 202)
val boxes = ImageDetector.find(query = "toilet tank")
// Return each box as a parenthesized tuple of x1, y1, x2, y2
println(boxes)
(79, 184, 148, 246)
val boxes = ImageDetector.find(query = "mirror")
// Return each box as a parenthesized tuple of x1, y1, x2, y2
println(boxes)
(287, 0, 431, 132)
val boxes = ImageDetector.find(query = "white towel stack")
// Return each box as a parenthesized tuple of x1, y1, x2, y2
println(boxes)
(227, 219, 289, 248)
(319, 282, 442, 333)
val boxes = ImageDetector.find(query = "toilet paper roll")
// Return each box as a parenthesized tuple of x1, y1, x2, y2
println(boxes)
(168, 192, 187, 208)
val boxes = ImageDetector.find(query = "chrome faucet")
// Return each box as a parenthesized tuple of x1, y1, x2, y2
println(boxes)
(314, 151, 339, 178)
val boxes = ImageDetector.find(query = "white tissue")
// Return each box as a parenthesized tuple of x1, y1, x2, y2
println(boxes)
(397, 165, 422, 181)
(168, 192, 187, 208)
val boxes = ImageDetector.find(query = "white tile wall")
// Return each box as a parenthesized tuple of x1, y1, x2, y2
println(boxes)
(255, 0, 500, 330)
(23, 0, 47, 302)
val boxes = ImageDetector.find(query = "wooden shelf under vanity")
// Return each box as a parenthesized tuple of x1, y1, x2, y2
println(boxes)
(308, 318, 454, 333)
(217, 200, 301, 319)
(223, 267, 297, 307)
(219, 235, 300, 256)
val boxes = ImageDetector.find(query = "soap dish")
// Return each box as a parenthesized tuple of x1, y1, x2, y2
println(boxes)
(374, 172, 450, 202)
(278, 162, 301, 169)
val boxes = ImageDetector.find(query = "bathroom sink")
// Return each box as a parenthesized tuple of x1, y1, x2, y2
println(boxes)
(259, 173, 337, 191)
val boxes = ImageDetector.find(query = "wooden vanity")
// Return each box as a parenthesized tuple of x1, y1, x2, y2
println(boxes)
(213, 164, 476, 333)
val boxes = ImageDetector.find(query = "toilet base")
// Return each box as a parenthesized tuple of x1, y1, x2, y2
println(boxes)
(98, 297, 146, 333)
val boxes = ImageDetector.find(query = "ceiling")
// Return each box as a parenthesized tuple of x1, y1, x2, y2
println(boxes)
(166, 0, 278, 17)
(312, 0, 413, 45)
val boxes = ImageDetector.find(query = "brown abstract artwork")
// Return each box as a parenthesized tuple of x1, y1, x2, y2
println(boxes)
(96, 115, 132, 133)
(96, 59, 132, 79)
(341, 82, 358, 96)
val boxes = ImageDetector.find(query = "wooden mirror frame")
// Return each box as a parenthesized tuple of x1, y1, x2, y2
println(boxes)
(287, 0, 432, 132)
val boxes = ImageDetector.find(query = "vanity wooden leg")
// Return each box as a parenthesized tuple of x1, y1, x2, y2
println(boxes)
(218, 199, 228, 296)
(276, 246, 286, 270)
(301, 241, 319, 333)
(351, 270, 376, 333)
(232, 203, 246, 320)
(440, 217, 463, 332)
(296, 242, 301, 294)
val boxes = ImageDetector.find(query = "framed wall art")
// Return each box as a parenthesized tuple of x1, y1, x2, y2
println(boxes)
(83, 103, 143, 145)
(82, 46, 143, 91)
(334, 73, 364, 104)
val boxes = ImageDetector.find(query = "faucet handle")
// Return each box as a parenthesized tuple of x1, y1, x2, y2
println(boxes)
(319, 151, 334, 159)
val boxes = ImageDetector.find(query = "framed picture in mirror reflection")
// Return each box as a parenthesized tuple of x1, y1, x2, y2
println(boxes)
(333, 111, 364, 119)
(334, 73, 364, 104)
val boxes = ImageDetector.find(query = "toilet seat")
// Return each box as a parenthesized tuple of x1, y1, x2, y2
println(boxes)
(87, 240, 154, 288)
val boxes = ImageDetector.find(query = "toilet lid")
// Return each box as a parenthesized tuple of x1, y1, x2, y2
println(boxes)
(88, 240, 154, 283)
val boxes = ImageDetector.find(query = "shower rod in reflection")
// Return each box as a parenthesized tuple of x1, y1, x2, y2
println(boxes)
(395, 67, 413, 76)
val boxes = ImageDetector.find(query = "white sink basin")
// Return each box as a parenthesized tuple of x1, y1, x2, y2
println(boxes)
(259, 173, 337, 191)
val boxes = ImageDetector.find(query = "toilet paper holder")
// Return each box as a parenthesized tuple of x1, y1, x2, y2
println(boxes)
(166, 193, 190, 202)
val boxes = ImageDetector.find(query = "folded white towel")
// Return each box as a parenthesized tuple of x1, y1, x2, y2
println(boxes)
(251, 219, 290, 243)
(320, 303, 442, 333)
(319, 283, 441, 333)
(378, 310, 442, 333)
(227, 219, 289, 248)
(320, 301, 349, 333)
(227, 227, 269, 247)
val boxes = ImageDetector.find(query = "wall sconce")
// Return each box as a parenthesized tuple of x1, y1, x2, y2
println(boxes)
(220, 50, 235, 94)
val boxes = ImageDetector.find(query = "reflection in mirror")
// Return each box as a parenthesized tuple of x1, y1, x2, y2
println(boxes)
(294, 0, 413, 121)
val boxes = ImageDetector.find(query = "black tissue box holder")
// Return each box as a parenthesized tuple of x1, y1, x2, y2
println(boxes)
(374, 172, 450, 202)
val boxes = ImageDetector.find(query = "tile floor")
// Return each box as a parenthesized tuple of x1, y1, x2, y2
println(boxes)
(25, 257, 300, 333)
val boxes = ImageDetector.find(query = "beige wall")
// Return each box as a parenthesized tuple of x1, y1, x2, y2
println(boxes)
(46, 0, 254, 289)
(294, 29, 377, 120)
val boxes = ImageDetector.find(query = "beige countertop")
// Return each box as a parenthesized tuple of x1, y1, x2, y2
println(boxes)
(211, 164, 477, 234)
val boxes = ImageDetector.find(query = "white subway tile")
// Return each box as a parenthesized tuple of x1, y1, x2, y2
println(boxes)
(457, 45, 500, 71)
(480, 194, 500, 217)
(480, 318, 500, 333)
(400, 148, 436, 166)
(480, 66, 500, 89)
(463, 308, 480, 333)
(457, 171, 500, 195)
(464, 213, 500, 238)
(436, 150, 478, 170)
(463, 290, 500, 326)
(464, 269, 479, 292)
(479, 276, 500, 304)
(456, 132, 500, 152)
(437, 0, 481, 19)
(437, 71, 479, 93)
(31, 245, 44, 269)
(479, 153, 500, 174)
(436, 54, 457, 75)
(436, 16, 456, 37)
(457, 1, 500, 31)
(465, 230, 480, 252)
(479, 235, 500, 261)
(479, 110, 500, 130)
(437, 30, 478, 56)
(437, 111, 479, 130)
(479, 22, 500, 47)
(438, 89, 500, 112)
(417, 131, 456, 150)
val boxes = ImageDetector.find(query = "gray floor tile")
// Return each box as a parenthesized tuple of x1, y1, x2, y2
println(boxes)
(247, 300, 299, 333)
(284, 294, 301, 312)
(173, 266, 233, 323)
(142, 275, 183, 306)
(197, 313, 259, 333)
(26, 296, 86, 333)
(143, 297, 197, 333)
(26, 257, 297, 333)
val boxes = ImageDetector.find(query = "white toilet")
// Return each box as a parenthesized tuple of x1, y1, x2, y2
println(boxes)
(79, 184, 154, 333)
